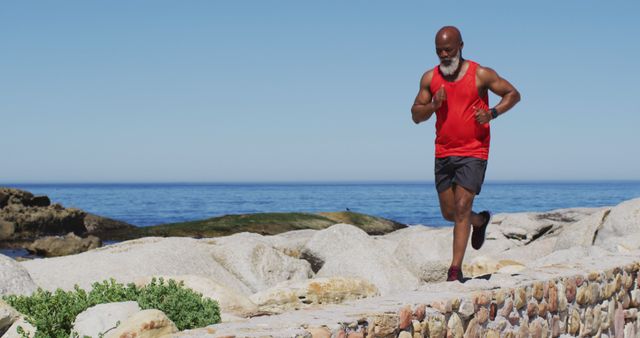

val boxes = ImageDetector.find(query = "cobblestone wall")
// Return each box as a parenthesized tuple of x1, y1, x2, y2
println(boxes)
(303, 262, 640, 338)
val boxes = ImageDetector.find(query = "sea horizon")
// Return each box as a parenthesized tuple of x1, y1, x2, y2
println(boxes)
(3, 181, 640, 228)
(3, 179, 640, 186)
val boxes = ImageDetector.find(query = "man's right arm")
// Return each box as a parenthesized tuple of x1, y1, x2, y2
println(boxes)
(411, 70, 442, 124)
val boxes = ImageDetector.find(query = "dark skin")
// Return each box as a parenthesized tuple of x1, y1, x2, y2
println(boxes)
(411, 26, 521, 270)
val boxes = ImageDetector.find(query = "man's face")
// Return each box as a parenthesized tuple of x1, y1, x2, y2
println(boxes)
(436, 40, 462, 76)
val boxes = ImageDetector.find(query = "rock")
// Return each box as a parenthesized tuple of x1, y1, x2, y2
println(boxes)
(83, 213, 135, 235)
(414, 304, 426, 322)
(371, 314, 398, 337)
(1, 317, 36, 337)
(476, 306, 489, 324)
(446, 313, 463, 338)
(457, 299, 475, 319)
(0, 254, 37, 296)
(261, 229, 317, 259)
(624, 322, 636, 338)
(430, 299, 452, 314)
(614, 302, 624, 337)
(104, 309, 177, 338)
(249, 277, 378, 314)
(397, 331, 411, 338)
(0, 202, 86, 239)
(25, 196, 50, 207)
(532, 281, 544, 301)
(514, 287, 526, 310)
(301, 224, 420, 295)
(565, 278, 577, 303)
(548, 281, 558, 313)
(72, 301, 141, 338)
(491, 207, 600, 245)
(594, 198, 640, 251)
(415, 260, 449, 283)
(385, 226, 452, 282)
(468, 256, 527, 278)
(20, 237, 253, 294)
(135, 275, 257, 317)
(550, 315, 561, 337)
(538, 301, 548, 318)
(554, 209, 610, 250)
(398, 305, 411, 330)
(427, 315, 445, 338)
(0, 300, 20, 332)
(0, 188, 34, 207)
(306, 326, 331, 338)
(499, 298, 513, 317)
(0, 221, 15, 241)
(568, 308, 581, 335)
(209, 232, 313, 293)
(464, 318, 481, 338)
(557, 282, 568, 312)
(0, 191, 9, 208)
(316, 211, 405, 235)
(26, 232, 101, 257)
(117, 211, 405, 241)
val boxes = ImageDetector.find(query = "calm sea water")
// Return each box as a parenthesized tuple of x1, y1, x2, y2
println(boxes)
(5, 182, 640, 227)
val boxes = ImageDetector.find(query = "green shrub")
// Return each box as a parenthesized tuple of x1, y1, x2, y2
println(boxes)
(3, 278, 220, 337)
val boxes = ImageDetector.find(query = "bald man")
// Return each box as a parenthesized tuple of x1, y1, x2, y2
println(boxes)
(411, 26, 521, 282)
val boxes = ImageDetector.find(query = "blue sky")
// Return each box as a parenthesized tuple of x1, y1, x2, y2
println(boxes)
(1, 1, 639, 183)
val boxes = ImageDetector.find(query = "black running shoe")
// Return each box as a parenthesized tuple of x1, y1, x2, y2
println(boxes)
(471, 211, 491, 250)
(447, 266, 464, 282)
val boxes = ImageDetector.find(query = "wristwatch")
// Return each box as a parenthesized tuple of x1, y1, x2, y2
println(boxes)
(490, 108, 499, 119)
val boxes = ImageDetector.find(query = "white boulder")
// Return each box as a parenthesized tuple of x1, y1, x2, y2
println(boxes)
(72, 301, 141, 338)
(249, 276, 379, 313)
(0, 254, 37, 297)
(104, 309, 177, 338)
(208, 232, 313, 293)
(20, 237, 252, 295)
(301, 224, 420, 295)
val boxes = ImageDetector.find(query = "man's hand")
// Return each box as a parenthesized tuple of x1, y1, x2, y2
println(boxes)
(433, 85, 446, 109)
(474, 106, 492, 124)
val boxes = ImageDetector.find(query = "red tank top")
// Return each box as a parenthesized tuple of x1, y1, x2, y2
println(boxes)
(430, 60, 490, 159)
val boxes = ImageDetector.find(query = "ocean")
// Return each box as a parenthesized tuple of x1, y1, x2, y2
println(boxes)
(5, 181, 640, 227)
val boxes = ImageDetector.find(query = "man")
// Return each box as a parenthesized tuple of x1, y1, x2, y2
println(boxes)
(411, 26, 521, 282)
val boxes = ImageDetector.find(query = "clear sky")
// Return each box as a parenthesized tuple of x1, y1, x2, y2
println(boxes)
(1, 1, 639, 183)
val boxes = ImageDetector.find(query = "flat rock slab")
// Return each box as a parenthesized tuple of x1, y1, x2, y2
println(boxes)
(176, 250, 640, 337)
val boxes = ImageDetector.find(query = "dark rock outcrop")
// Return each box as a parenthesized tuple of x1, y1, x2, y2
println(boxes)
(26, 232, 102, 257)
(0, 188, 135, 240)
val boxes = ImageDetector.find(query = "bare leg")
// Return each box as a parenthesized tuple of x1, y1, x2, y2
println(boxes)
(440, 187, 485, 227)
(438, 187, 455, 222)
(450, 184, 477, 268)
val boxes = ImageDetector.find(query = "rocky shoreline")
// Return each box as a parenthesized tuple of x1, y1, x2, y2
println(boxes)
(0, 187, 404, 258)
(0, 187, 639, 337)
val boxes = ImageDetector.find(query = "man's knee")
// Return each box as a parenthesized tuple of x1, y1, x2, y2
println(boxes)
(441, 209, 455, 222)
(453, 198, 473, 221)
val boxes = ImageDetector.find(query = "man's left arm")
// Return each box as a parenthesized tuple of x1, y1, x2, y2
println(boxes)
(474, 66, 521, 124)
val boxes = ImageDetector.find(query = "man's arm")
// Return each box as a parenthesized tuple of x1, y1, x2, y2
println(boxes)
(474, 66, 521, 124)
(411, 70, 445, 124)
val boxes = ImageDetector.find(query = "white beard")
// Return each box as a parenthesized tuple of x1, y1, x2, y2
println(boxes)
(439, 52, 461, 76)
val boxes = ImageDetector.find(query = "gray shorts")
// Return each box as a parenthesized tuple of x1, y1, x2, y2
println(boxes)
(435, 156, 488, 195)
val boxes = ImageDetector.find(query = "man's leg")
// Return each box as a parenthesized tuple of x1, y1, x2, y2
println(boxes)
(438, 187, 455, 222)
(450, 184, 479, 269)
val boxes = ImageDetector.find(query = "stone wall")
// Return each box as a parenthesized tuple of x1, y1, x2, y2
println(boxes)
(303, 262, 640, 338)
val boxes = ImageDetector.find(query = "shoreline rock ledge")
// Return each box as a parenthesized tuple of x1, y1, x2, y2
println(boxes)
(8, 197, 640, 337)
(0, 187, 134, 253)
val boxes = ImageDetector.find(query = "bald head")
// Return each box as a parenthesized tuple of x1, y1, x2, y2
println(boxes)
(435, 26, 462, 45)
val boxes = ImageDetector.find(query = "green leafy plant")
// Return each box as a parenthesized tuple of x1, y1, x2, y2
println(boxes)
(3, 278, 220, 337)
